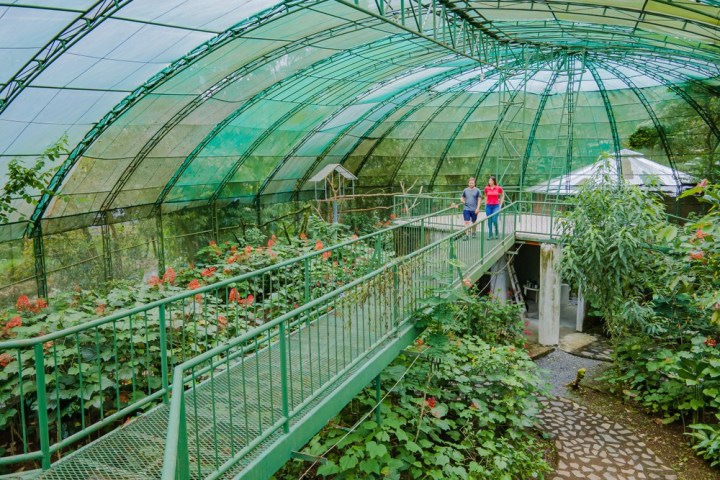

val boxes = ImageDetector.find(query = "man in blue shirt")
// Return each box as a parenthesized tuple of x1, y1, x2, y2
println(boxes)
(460, 177, 481, 239)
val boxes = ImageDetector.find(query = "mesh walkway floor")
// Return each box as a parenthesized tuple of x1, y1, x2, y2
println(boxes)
(35, 223, 515, 480)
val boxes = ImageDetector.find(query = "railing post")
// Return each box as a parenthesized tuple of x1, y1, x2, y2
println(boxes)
(279, 323, 290, 433)
(420, 218, 425, 247)
(159, 304, 170, 404)
(34, 344, 51, 470)
(373, 235, 382, 269)
(304, 258, 310, 303)
(156, 209, 166, 275)
(480, 224, 485, 259)
(392, 264, 399, 333)
(448, 237, 455, 281)
(177, 395, 190, 480)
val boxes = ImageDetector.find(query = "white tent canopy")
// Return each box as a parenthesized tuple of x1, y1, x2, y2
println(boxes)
(528, 149, 696, 196)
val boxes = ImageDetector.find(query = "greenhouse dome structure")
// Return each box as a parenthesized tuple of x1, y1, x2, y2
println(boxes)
(0, 1, 719, 479)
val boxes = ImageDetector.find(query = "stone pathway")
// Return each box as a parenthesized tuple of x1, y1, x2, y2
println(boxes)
(536, 350, 678, 480)
(572, 336, 613, 362)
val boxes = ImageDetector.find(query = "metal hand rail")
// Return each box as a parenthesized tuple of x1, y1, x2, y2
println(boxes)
(160, 204, 518, 479)
(0, 207, 454, 471)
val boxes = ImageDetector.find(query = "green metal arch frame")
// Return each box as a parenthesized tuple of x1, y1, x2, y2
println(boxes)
(286, 65, 483, 201)
(251, 62, 491, 203)
(0, 0, 135, 115)
(585, 62, 623, 182)
(27, 0, 316, 236)
(519, 57, 565, 186)
(203, 49, 441, 205)
(94, 17, 380, 223)
(597, 61, 682, 189)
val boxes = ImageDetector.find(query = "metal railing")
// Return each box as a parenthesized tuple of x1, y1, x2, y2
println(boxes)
(161, 204, 517, 479)
(0, 207, 455, 471)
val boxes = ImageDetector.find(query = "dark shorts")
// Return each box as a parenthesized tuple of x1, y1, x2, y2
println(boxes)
(463, 210, 477, 222)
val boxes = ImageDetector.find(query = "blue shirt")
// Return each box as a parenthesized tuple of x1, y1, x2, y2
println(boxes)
(462, 187, 480, 211)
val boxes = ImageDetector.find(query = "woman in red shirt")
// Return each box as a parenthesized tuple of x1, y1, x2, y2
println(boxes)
(483, 176, 504, 239)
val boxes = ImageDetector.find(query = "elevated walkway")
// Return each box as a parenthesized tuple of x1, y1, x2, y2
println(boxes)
(3, 201, 562, 480)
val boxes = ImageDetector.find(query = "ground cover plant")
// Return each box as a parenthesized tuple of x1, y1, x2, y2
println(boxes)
(276, 280, 551, 479)
(560, 170, 720, 468)
(0, 213, 393, 472)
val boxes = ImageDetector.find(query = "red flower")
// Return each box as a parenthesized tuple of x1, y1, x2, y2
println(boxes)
(218, 316, 227, 329)
(200, 267, 217, 277)
(299, 232, 307, 240)
(239, 294, 255, 306)
(315, 240, 324, 251)
(706, 338, 717, 347)
(245, 245, 253, 254)
(267, 238, 276, 248)
(6, 316, 22, 330)
(463, 278, 472, 288)
(95, 304, 107, 316)
(209, 240, 217, 246)
(16, 295, 31, 312)
(35, 298, 48, 310)
(322, 251, 332, 261)
(188, 279, 201, 290)
(229, 288, 239, 303)
(226, 255, 237, 264)
(689, 250, 704, 261)
(162, 267, 176, 285)
(148, 275, 161, 286)
(524, 321, 530, 327)
(695, 229, 707, 240)
(230, 245, 238, 253)
(415, 338, 424, 347)
(426, 397, 437, 408)
(195, 294, 203, 303)
(390, 213, 396, 220)
(0, 353, 13, 367)
(43, 340, 54, 353)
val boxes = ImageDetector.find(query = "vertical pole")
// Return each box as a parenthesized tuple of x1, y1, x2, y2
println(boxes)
(279, 323, 290, 433)
(159, 304, 170, 404)
(34, 344, 51, 470)
(392, 264, 399, 334)
(101, 219, 113, 283)
(32, 226, 48, 299)
(177, 396, 190, 480)
(304, 258, 310, 304)
(211, 201, 219, 242)
(156, 209, 166, 275)
(375, 375, 382, 425)
(255, 199, 261, 227)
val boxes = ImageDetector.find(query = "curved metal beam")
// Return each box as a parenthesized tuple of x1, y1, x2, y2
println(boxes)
(94, 18, 378, 223)
(607, 58, 720, 143)
(255, 63, 486, 203)
(287, 64, 491, 201)
(519, 57, 565, 186)
(169, 46, 448, 207)
(598, 61, 682, 190)
(0, 0, 135, 116)
(27, 0, 317, 236)
(585, 62, 623, 182)
(472, 64, 546, 181)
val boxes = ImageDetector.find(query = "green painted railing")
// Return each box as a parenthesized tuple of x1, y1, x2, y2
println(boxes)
(161, 204, 518, 479)
(0, 207, 455, 471)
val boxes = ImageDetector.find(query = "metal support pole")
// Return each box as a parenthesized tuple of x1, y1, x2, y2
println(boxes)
(156, 209, 166, 274)
(211, 201, 219, 242)
(101, 220, 113, 283)
(32, 226, 48, 299)
(280, 323, 290, 433)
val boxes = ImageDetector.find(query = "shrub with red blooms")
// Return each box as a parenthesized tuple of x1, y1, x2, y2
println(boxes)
(200, 266, 217, 277)
(188, 279, 201, 290)
(228, 288, 239, 303)
(162, 267, 176, 284)
(16, 295, 31, 312)
(426, 397, 436, 408)
(147, 275, 161, 286)
(315, 240, 323, 251)
(706, 338, 717, 347)
(0, 353, 13, 367)
(322, 251, 332, 261)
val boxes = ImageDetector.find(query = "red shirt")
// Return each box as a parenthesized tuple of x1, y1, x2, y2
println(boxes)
(484, 185, 503, 205)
